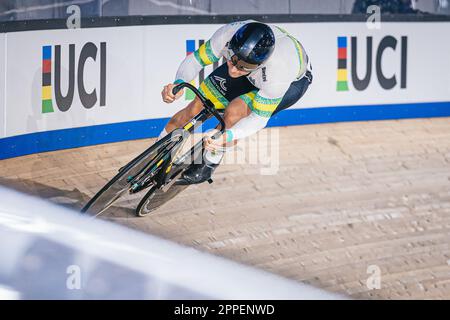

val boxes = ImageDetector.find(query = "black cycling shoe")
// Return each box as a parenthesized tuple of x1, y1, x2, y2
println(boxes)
(179, 162, 219, 185)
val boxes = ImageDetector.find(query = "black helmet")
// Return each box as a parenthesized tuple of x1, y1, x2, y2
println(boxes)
(228, 22, 275, 66)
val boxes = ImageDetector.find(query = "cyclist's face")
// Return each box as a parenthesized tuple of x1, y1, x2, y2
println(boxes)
(226, 59, 251, 78)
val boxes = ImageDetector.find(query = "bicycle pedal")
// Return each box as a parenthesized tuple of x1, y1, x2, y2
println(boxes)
(207, 178, 213, 184)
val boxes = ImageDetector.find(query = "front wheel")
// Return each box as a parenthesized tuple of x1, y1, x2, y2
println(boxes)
(135, 183, 189, 217)
(135, 136, 204, 217)
(81, 132, 181, 217)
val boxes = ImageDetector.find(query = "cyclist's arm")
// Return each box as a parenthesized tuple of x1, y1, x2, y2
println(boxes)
(226, 84, 289, 141)
(226, 111, 269, 142)
(174, 24, 232, 83)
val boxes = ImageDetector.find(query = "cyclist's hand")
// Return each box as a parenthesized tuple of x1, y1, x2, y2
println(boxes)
(161, 83, 183, 103)
(204, 129, 228, 152)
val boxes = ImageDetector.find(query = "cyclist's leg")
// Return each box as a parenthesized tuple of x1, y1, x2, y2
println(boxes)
(203, 93, 253, 150)
(182, 92, 256, 184)
(181, 63, 257, 184)
(222, 95, 253, 128)
(158, 96, 205, 140)
(197, 96, 251, 164)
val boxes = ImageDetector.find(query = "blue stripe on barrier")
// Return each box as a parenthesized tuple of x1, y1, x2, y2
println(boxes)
(1, 101, 450, 160)
(0, 118, 168, 160)
(268, 101, 450, 127)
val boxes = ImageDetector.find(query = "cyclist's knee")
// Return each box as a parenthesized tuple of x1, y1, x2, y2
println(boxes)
(223, 98, 251, 127)
(185, 97, 203, 117)
(173, 97, 202, 124)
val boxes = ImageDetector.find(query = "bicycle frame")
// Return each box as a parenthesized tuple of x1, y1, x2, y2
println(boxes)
(174, 82, 226, 137)
(80, 82, 226, 216)
(130, 82, 226, 192)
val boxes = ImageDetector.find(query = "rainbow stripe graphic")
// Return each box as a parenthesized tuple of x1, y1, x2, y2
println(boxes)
(42, 45, 54, 113)
(185, 39, 196, 100)
(337, 37, 349, 91)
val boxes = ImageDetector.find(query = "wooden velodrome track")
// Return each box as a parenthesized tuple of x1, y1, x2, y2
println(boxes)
(1, 117, 450, 299)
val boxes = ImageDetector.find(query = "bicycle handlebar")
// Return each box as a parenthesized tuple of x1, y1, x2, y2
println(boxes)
(172, 82, 226, 136)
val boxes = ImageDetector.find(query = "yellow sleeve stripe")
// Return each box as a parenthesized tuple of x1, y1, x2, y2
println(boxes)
(253, 100, 279, 113)
(194, 40, 219, 67)
(199, 44, 213, 65)
(253, 95, 283, 113)
(239, 90, 257, 108)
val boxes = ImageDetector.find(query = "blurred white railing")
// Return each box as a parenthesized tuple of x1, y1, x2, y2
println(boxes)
(0, 186, 346, 299)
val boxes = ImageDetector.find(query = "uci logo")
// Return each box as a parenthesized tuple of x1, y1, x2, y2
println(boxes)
(41, 42, 106, 113)
(336, 36, 407, 91)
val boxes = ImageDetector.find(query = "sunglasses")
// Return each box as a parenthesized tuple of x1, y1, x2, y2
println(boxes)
(224, 48, 260, 73)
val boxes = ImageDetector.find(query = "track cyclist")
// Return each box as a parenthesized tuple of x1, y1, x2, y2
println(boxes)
(160, 20, 313, 184)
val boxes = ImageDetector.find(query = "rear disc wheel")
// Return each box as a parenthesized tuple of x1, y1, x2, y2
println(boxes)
(135, 166, 189, 217)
